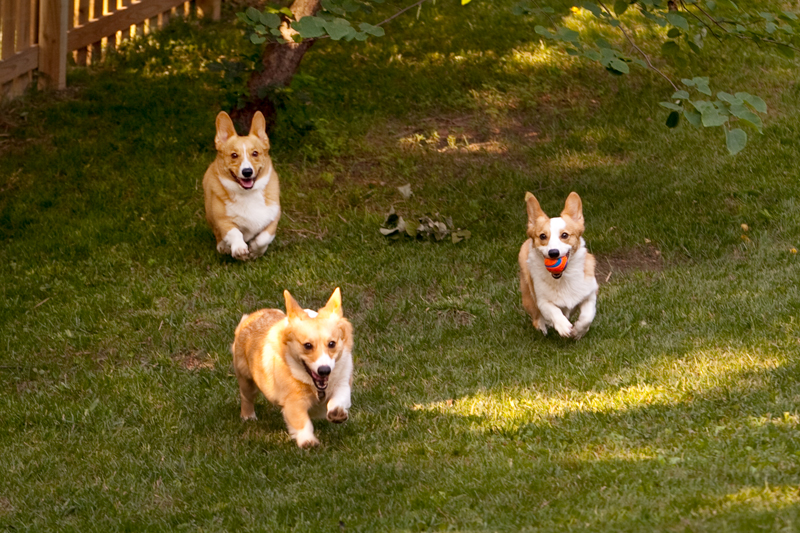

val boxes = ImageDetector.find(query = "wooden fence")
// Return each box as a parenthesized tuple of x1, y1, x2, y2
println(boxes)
(0, 0, 221, 99)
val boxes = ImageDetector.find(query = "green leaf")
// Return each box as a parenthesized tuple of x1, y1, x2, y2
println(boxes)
(666, 12, 689, 31)
(323, 18, 355, 40)
(359, 22, 385, 37)
(782, 11, 798, 21)
(608, 58, 629, 73)
(672, 90, 691, 99)
(701, 108, 728, 127)
(293, 16, 327, 39)
(659, 102, 683, 111)
(661, 41, 680, 56)
(726, 128, 747, 155)
(766, 22, 777, 34)
(250, 33, 266, 44)
(667, 28, 682, 38)
(729, 104, 763, 132)
(684, 108, 702, 126)
(584, 50, 602, 61)
(613, 0, 628, 16)
(693, 77, 712, 96)
(556, 27, 580, 43)
(259, 12, 281, 28)
(582, 2, 603, 17)
(736, 93, 767, 113)
(321, 0, 346, 15)
(535, 25, 554, 38)
(666, 111, 680, 128)
(596, 37, 613, 49)
(681, 78, 696, 86)
(246, 6, 261, 22)
(706, 1, 717, 10)
(717, 91, 743, 105)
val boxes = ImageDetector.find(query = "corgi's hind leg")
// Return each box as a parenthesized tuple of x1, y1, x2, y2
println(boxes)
(237, 375, 259, 421)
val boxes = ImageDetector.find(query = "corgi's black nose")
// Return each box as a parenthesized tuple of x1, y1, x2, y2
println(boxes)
(548, 249, 560, 259)
(241, 167, 254, 178)
(317, 365, 331, 376)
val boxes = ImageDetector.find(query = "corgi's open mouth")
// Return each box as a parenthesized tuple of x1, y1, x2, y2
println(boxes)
(231, 169, 259, 190)
(302, 361, 329, 391)
(237, 178, 255, 189)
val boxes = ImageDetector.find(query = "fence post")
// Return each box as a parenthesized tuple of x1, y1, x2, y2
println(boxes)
(196, 0, 221, 21)
(39, 0, 67, 90)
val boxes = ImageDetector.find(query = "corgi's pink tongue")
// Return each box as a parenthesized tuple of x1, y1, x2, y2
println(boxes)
(239, 178, 255, 189)
(311, 371, 329, 390)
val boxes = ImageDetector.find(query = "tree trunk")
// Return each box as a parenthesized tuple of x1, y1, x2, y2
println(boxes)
(230, 0, 322, 132)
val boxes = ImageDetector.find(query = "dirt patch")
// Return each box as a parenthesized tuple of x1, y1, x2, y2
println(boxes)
(595, 244, 664, 284)
(173, 349, 215, 371)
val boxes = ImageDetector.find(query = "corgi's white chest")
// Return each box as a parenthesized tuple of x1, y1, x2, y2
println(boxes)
(224, 189, 279, 242)
(527, 243, 597, 311)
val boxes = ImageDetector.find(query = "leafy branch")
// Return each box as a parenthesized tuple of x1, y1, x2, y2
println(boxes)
(514, 0, 796, 153)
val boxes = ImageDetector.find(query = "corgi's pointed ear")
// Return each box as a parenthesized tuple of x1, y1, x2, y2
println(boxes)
(215, 111, 237, 150)
(318, 287, 343, 318)
(249, 111, 270, 148)
(525, 192, 548, 226)
(561, 192, 584, 224)
(284, 290, 305, 319)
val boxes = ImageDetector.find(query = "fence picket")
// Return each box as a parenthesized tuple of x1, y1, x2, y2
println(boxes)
(0, 0, 220, 95)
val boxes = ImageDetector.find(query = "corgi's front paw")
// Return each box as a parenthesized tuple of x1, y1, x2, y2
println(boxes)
(231, 243, 250, 260)
(327, 406, 349, 424)
(296, 434, 320, 448)
(571, 323, 591, 340)
(554, 319, 574, 338)
(533, 317, 548, 336)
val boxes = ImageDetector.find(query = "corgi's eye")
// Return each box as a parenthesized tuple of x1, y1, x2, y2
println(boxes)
(327, 341, 336, 349)
(539, 233, 547, 241)
(561, 232, 569, 239)
(231, 153, 238, 159)
(252, 151, 259, 157)
(303, 342, 313, 351)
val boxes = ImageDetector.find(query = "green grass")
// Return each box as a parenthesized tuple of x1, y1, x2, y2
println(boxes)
(2, 1, 800, 531)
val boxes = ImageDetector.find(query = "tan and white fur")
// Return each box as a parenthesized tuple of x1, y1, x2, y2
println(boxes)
(232, 288, 354, 448)
(518, 192, 598, 339)
(203, 111, 280, 261)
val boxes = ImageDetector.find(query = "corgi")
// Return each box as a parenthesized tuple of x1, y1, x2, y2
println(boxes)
(518, 192, 598, 339)
(231, 288, 354, 448)
(203, 111, 280, 260)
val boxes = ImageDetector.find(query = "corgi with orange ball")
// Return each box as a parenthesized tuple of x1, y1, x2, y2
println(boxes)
(518, 192, 598, 339)
(232, 288, 353, 448)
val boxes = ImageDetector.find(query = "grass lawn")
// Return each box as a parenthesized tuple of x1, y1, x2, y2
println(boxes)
(2, 1, 800, 531)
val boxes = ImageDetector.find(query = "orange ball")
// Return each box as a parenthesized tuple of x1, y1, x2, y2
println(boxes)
(544, 256, 568, 273)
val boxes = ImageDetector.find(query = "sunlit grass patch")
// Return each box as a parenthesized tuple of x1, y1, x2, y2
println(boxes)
(415, 347, 786, 425)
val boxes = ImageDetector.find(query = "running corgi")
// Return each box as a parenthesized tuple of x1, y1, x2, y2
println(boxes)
(203, 111, 280, 260)
(232, 289, 354, 448)
(518, 192, 598, 339)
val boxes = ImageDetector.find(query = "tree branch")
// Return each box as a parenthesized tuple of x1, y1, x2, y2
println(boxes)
(374, 0, 432, 28)
(597, 1, 679, 92)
